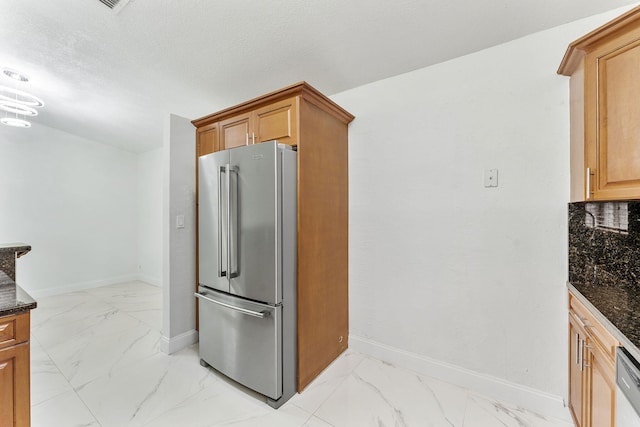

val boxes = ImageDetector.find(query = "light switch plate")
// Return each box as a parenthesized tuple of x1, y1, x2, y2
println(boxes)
(484, 169, 498, 187)
(176, 214, 185, 229)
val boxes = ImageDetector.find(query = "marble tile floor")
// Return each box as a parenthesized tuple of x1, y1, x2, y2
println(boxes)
(30, 281, 572, 427)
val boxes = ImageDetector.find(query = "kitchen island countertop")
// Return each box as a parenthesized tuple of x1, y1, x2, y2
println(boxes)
(0, 270, 37, 317)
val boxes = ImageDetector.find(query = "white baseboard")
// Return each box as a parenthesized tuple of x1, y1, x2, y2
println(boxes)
(136, 274, 162, 287)
(161, 329, 199, 355)
(27, 274, 139, 298)
(349, 335, 571, 422)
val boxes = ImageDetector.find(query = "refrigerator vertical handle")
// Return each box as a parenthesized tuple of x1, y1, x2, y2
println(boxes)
(218, 166, 226, 278)
(228, 165, 239, 278)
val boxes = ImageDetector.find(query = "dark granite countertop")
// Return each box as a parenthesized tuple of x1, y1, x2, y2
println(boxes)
(0, 243, 31, 257)
(0, 271, 37, 317)
(570, 281, 640, 344)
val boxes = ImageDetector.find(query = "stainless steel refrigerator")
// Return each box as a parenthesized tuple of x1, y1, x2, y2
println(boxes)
(195, 141, 297, 408)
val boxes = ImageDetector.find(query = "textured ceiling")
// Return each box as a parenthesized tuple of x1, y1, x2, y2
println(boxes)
(1, 0, 638, 152)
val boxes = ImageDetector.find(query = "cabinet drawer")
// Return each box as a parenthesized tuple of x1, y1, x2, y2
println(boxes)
(0, 313, 30, 350)
(569, 293, 619, 360)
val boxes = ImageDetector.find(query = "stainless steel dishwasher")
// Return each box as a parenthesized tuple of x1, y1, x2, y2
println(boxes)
(617, 347, 640, 426)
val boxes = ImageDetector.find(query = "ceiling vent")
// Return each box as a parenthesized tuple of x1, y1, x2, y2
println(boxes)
(97, 0, 132, 13)
(98, 0, 120, 8)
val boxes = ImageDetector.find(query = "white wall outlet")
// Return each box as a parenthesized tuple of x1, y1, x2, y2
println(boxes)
(484, 169, 498, 187)
(176, 214, 185, 229)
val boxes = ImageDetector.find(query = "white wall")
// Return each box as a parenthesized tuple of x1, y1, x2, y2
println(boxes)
(331, 6, 633, 418)
(161, 114, 197, 354)
(137, 148, 163, 286)
(0, 123, 138, 296)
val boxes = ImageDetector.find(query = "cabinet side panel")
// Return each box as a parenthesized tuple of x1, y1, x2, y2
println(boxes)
(297, 100, 349, 391)
(570, 64, 586, 202)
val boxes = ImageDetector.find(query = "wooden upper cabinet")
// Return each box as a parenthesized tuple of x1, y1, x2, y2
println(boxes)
(559, 6, 640, 201)
(198, 96, 300, 154)
(253, 97, 298, 146)
(220, 112, 252, 150)
(196, 123, 219, 157)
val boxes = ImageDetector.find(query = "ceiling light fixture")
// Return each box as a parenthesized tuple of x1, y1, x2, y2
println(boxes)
(0, 117, 31, 128)
(0, 67, 44, 128)
(0, 86, 44, 107)
(0, 100, 38, 116)
(3, 68, 29, 82)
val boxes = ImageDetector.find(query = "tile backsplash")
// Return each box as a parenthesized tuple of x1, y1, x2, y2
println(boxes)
(569, 201, 640, 287)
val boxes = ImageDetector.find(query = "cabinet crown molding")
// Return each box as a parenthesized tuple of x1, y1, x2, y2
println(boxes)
(558, 5, 640, 75)
(191, 81, 355, 128)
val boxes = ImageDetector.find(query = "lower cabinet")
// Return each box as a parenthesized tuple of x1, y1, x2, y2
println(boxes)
(568, 291, 618, 427)
(0, 312, 31, 427)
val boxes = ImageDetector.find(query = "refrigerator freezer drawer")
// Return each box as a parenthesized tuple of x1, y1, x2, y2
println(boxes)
(196, 288, 282, 400)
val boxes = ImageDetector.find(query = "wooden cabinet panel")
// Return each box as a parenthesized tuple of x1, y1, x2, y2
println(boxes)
(0, 354, 15, 426)
(297, 99, 349, 390)
(587, 343, 616, 427)
(596, 41, 640, 197)
(253, 97, 298, 146)
(569, 314, 586, 426)
(0, 341, 30, 427)
(220, 113, 251, 150)
(560, 6, 640, 200)
(0, 313, 29, 350)
(197, 123, 219, 157)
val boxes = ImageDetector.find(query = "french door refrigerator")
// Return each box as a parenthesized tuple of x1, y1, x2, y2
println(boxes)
(195, 141, 297, 408)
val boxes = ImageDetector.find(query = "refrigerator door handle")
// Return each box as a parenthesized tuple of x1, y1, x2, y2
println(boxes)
(228, 165, 239, 278)
(195, 292, 271, 318)
(217, 166, 227, 278)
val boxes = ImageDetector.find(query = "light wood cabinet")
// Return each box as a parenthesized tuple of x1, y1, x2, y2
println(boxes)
(559, 6, 640, 201)
(569, 313, 586, 426)
(568, 291, 618, 427)
(215, 97, 298, 151)
(220, 112, 252, 150)
(196, 123, 219, 157)
(0, 312, 31, 427)
(193, 82, 354, 391)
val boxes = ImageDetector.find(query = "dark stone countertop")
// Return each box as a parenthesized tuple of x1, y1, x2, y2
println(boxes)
(0, 243, 31, 256)
(0, 270, 37, 317)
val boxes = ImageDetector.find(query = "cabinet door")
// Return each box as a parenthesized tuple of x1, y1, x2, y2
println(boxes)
(587, 34, 640, 199)
(569, 314, 586, 427)
(586, 342, 616, 427)
(220, 113, 251, 150)
(253, 97, 298, 146)
(0, 342, 30, 427)
(197, 123, 219, 156)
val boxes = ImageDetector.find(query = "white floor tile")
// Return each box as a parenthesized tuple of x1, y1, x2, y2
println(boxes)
(463, 393, 573, 427)
(288, 349, 365, 414)
(315, 357, 469, 427)
(31, 389, 100, 427)
(303, 415, 335, 427)
(29, 338, 74, 406)
(46, 314, 161, 388)
(78, 348, 217, 427)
